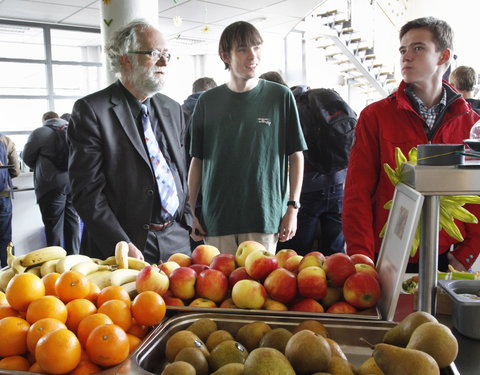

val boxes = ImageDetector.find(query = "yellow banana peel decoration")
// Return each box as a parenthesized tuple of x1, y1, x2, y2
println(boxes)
(380, 147, 480, 257)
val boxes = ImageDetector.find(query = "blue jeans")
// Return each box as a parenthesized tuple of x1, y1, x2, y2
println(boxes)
(277, 184, 345, 256)
(0, 197, 12, 267)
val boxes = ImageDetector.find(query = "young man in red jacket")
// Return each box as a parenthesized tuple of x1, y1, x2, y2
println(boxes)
(343, 17, 480, 272)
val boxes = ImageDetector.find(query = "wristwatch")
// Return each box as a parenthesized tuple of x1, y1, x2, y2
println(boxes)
(287, 200, 301, 209)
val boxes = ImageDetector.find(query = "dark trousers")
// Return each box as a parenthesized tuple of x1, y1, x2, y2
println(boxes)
(143, 220, 191, 264)
(38, 189, 80, 255)
(0, 197, 12, 267)
(277, 184, 345, 256)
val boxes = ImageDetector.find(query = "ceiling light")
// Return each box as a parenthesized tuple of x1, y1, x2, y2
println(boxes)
(248, 17, 267, 25)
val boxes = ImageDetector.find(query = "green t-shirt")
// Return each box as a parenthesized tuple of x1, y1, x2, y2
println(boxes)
(190, 80, 307, 236)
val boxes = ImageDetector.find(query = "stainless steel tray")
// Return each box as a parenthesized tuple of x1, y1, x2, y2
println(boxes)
(165, 304, 382, 320)
(130, 312, 459, 375)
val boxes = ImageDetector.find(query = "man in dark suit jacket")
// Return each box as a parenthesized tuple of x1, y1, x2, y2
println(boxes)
(68, 19, 192, 262)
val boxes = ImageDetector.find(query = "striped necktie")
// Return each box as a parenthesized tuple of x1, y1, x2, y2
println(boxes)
(140, 104, 179, 218)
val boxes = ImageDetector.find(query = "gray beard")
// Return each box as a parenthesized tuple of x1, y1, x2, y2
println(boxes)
(130, 59, 165, 98)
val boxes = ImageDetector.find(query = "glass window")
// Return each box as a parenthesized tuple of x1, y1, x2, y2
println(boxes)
(0, 99, 49, 133)
(53, 99, 79, 118)
(0, 23, 45, 60)
(50, 29, 102, 63)
(0, 62, 47, 95)
(52, 64, 105, 97)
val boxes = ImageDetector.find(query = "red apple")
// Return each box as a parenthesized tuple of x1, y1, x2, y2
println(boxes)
(263, 298, 288, 311)
(297, 266, 328, 300)
(245, 250, 278, 280)
(158, 261, 180, 277)
(228, 266, 253, 288)
(210, 253, 237, 277)
(350, 253, 375, 268)
(289, 298, 325, 313)
(219, 298, 237, 309)
(195, 269, 228, 303)
(283, 255, 303, 273)
(326, 301, 358, 314)
(354, 263, 379, 280)
(191, 244, 220, 266)
(298, 251, 326, 272)
(189, 264, 210, 275)
(168, 266, 197, 300)
(231, 279, 267, 309)
(320, 287, 343, 309)
(189, 298, 217, 308)
(323, 253, 356, 287)
(343, 272, 381, 309)
(263, 268, 298, 304)
(163, 295, 185, 306)
(136, 265, 169, 296)
(275, 249, 298, 268)
(235, 241, 266, 267)
(167, 253, 192, 267)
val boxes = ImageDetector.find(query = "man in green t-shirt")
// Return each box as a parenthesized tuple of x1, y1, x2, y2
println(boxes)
(188, 21, 307, 254)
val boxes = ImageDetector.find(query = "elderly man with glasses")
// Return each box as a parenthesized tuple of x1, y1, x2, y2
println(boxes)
(68, 19, 193, 263)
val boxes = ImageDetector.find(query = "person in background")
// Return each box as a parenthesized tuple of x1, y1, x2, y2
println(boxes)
(259, 71, 288, 86)
(188, 21, 307, 254)
(0, 134, 20, 267)
(60, 113, 71, 123)
(182, 77, 217, 123)
(449, 65, 480, 114)
(22, 112, 80, 255)
(68, 19, 192, 263)
(343, 17, 480, 272)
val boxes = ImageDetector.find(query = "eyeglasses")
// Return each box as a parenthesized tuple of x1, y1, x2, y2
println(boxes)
(128, 50, 171, 62)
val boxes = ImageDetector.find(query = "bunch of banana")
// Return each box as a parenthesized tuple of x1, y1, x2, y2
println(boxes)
(6, 243, 67, 275)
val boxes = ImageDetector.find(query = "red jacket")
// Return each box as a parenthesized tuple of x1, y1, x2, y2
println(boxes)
(343, 81, 480, 269)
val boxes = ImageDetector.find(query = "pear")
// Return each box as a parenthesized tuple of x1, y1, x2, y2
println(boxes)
(373, 343, 439, 375)
(383, 311, 438, 347)
(235, 321, 272, 351)
(259, 327, 293, 354)
(211, 362, 244, 375)
(244, 347, 295, 375)
(356, 357, 384, 375)
(187, 318, 218, 342)
(326, 338, 347, 360)
(160, 361, 196, 375)
(327, 355, 355, 374)
(208, 340, 248, 372)
(406, 322, 458, 368)
(292, 319, 329, 337)
(174, 347, 209, 375)
(165, 330, 209, 362)
(285, 329, 331, 374)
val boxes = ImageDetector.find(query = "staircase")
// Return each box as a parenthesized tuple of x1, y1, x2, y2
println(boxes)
(312, 10, 397, 100)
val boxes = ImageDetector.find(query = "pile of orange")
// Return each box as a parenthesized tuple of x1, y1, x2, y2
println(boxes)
(0, 270, 166, 374)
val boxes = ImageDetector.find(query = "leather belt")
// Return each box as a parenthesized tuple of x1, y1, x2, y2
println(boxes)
(0, 190, 10, 198)
(149, 221, 174, 231)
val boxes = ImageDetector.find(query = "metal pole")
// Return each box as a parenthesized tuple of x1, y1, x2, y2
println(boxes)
(418, 195, 439, 313)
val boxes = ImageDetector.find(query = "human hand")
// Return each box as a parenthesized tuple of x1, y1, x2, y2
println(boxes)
(278, 209, 298, 242)
(191, 216, 206, 242)
(127, 242, 144, 261)
(447, 252, 468, 272)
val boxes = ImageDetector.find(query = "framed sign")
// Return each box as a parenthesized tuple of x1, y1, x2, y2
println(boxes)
(376, 183, 424, 321)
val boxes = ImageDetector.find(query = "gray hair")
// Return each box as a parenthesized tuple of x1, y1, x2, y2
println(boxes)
(105, 19, 154, 76)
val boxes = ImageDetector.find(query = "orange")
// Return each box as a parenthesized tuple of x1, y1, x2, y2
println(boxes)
(0, 291, 8, 305)
(69, 359, 102, 375)
(35, 328, 81, 374)
(77, 313, 113, 348)
(96, 285, 132, 308)
(65, 299, 97, 332)
(98, 299, 132, 331)
(0, 316, 30, 356)
(84, 282, 100, 304)
(26, 317, 66, 354)
(126, 333, 141, 354)
(86, 324, 129, 367)
(42, 272, 60, 296)
(55, 270, 90, 303)
(0, 355, 30, 371)
(131, 291, 166, 327)
(0, 304, 20, 319)
(25, 295, 67, 324)
(29, 362, 45, 373)
(5, 273, 45, 312)
(127, 319, 149, 339)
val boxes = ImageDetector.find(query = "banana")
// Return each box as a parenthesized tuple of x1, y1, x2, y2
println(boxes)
(40, 259, 61, 277)
(20, 246, 67, 267)
(128, 257, 150, 271)
(119, 281, 138, 299)
(56, 254, 93, 274)
(0, 268, 15, 291)
(6, 242, 15, 268)
(100, 256, 116, 266)
(71, 261, 111, 276)
(115, 241, 129, 269)
(12, 256, 27, 274)
(26, 265, 42, 277)
(110, 269, 139, 286)
(86, 270, 113, 289)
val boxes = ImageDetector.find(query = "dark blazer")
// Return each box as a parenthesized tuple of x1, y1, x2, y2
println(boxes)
(68, 81, 193, 259)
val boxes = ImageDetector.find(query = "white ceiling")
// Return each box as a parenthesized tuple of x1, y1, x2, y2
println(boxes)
(0, 0, 325, 53)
